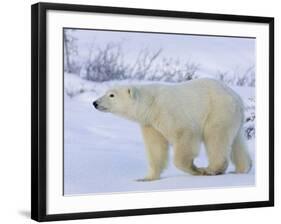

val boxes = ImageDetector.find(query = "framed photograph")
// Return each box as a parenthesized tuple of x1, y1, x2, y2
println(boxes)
(31, 2, 274, 222)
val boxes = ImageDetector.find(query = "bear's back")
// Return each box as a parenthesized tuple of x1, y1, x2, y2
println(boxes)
(137, 79, 243, 135)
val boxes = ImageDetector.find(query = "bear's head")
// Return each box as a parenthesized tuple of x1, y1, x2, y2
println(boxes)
(93, 86, 139, 120)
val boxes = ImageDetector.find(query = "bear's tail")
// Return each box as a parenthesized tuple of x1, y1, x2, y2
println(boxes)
(231, 130, 252, 173)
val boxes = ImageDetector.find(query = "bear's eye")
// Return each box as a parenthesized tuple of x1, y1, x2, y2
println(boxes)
(109, 93, 115, 98)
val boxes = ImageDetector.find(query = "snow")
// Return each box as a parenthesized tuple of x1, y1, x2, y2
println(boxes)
(63, 74, 255, 195)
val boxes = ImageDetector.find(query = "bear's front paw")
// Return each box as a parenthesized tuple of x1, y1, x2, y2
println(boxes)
(136, 175, 160, 182)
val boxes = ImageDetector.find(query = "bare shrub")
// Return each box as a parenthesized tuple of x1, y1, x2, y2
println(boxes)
(215, 66, 255, 87)
(149, 58, 199, 82)
(243, 97, 255, 139)
(83, 43, 129, 82)
(64, 29, 79, 74)
(81, 42, 200, 83)
(131, 48, 162, 80)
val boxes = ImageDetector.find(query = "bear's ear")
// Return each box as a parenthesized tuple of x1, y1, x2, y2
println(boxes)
(128, 87, 138, 99)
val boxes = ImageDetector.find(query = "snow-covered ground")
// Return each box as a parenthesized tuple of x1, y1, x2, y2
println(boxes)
(64, 74, 255, 195)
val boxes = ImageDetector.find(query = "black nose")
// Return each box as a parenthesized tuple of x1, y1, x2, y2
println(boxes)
(93, 101, 98, 108)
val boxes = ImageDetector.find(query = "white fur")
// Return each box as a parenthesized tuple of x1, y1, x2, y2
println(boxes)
(94, 78, 252, 181)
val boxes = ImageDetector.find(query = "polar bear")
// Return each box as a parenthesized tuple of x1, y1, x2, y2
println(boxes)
(93, 78, 252, 181)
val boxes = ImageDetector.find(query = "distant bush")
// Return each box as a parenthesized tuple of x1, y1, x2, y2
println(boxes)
(148, 58, 200, 82)
(244, 113, 255, 139)
(75, 42, 201, 83)
(243, 97, 255, 139)
(80, 43, 129, 82)
(216, 66, 255, 87)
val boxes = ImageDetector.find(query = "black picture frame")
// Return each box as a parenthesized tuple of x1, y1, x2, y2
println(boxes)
(31, 2, 274, 222)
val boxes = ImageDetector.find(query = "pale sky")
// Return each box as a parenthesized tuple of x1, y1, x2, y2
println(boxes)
(68, 28, 255, 77)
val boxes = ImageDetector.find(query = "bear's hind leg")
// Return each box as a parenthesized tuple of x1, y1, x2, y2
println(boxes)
(202, 125, 234, 175)
(138, 125, 169, 181)
(173, 134, 202, 176)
